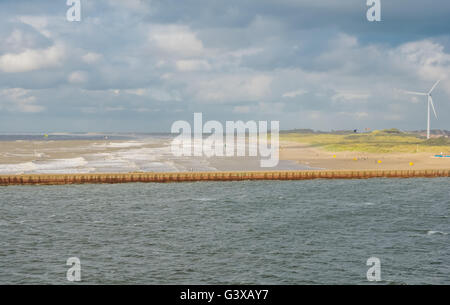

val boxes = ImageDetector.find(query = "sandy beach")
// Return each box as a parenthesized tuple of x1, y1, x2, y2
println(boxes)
(280, 141, 450, 170)
(0, 137, 449, 174)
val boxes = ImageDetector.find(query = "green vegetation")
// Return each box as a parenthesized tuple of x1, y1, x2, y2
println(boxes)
(281, 129, 450, 153)
(422, 137, 450, 146)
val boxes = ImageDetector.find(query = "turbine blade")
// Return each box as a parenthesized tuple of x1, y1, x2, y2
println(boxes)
(429, 96, 438, 119)
(428, 79, 441, 94)
(402, 90, 427, 96)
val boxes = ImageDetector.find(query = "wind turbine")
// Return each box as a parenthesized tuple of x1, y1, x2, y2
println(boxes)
(403, 79, 441, 139)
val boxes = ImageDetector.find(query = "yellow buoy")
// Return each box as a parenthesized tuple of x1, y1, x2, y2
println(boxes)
(409, 162, 414, 166)
(333, 155, 337, 158)
(353, 157, 358, 161)
(377, 160, 382, 164)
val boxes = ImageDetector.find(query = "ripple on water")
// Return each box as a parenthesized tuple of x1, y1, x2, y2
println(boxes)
(0, 178, 449, 284)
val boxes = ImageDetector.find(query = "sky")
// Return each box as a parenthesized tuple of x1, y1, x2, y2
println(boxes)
(0, 0, 449, 133)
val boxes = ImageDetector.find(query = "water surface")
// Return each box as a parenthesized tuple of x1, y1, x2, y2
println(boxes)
(0, 178, 448, 284)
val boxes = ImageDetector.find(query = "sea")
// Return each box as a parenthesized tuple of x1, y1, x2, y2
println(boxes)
(0, 178, 448, 284)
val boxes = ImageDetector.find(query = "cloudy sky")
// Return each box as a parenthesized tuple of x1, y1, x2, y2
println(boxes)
(0, 0, 449, 132)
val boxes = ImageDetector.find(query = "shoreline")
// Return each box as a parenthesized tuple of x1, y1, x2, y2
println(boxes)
(0, 138, 449, 174)
(1, 169, 449, 185)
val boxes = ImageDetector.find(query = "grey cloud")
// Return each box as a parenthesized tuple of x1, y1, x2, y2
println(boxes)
(0, 0, 449, 132)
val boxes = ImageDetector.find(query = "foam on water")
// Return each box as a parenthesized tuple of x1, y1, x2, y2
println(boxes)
(0, 136, 304, 174)
(0, 157, 90, 174)
(84, 146, 181, 172)
(186, 136, 261, 156)
(85, 153, 140, 171)
(0, 162, 37, 174)
(0, 149, 206, 174)
(427, 230, 448, 235)
(91, 141, 147, 148)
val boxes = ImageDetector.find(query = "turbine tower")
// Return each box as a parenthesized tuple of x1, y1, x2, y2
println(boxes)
(403, 80, 441, 139)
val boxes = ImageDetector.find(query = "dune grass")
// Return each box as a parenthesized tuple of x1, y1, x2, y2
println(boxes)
(281, 130, 450, 153)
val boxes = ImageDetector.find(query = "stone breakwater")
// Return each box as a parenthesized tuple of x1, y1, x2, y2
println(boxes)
(0, 169, 449, 185)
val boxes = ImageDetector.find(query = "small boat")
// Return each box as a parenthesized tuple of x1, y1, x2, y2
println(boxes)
(434, 155, 450, 158)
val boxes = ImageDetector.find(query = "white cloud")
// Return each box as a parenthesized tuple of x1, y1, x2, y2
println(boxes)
(105, 106, 125, 112)
(134, 107, 160, 113)
(338, 111, 369, 120)
(332, 91, 370, 103)
(309, 111, 321, 119)
(393, 40, 450, 93)
(258, 101, 285, 114)
(148, 25, 205, 57)
(108, 0, 150, 13)
(247, 75, 273, 98)
(18, 15, 51, 38)
(233, 106, 251, 113)
(68, 71, 88, 84)
(0, 44, 65, 73)
(125, 88, 147, 96)
(193, 74, 272, 103)
(397, 40, 450, 68)
(124, 88, 181, 101)
(0, 88, 44, 113)
(282, 89, 308, 98)
(176, 59, 211, 71)
(3, 29, 44, 53)
(81, 107, 98, 114)
(384, 114, 404, 121)
(82, 52, 103, 64)
(355, 112, 369, 119)
(331, 33, 358, 49)
(227, 48, 264, 58)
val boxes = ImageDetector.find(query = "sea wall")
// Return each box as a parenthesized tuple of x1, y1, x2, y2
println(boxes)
(0, 169, 449, 185)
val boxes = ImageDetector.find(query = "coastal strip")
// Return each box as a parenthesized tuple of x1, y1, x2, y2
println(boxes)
(0, 169, 449, 185)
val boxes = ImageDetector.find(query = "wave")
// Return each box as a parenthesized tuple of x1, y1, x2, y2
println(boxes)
(91, 141, 147, 148)
(427, 230, 448, 236)
(0, 162, 37, 174)
(0, 137, 225, 174)
(0, 157, 89, 174)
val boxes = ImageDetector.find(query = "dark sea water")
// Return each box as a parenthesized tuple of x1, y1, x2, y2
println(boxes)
(0, 178, 448, 285)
